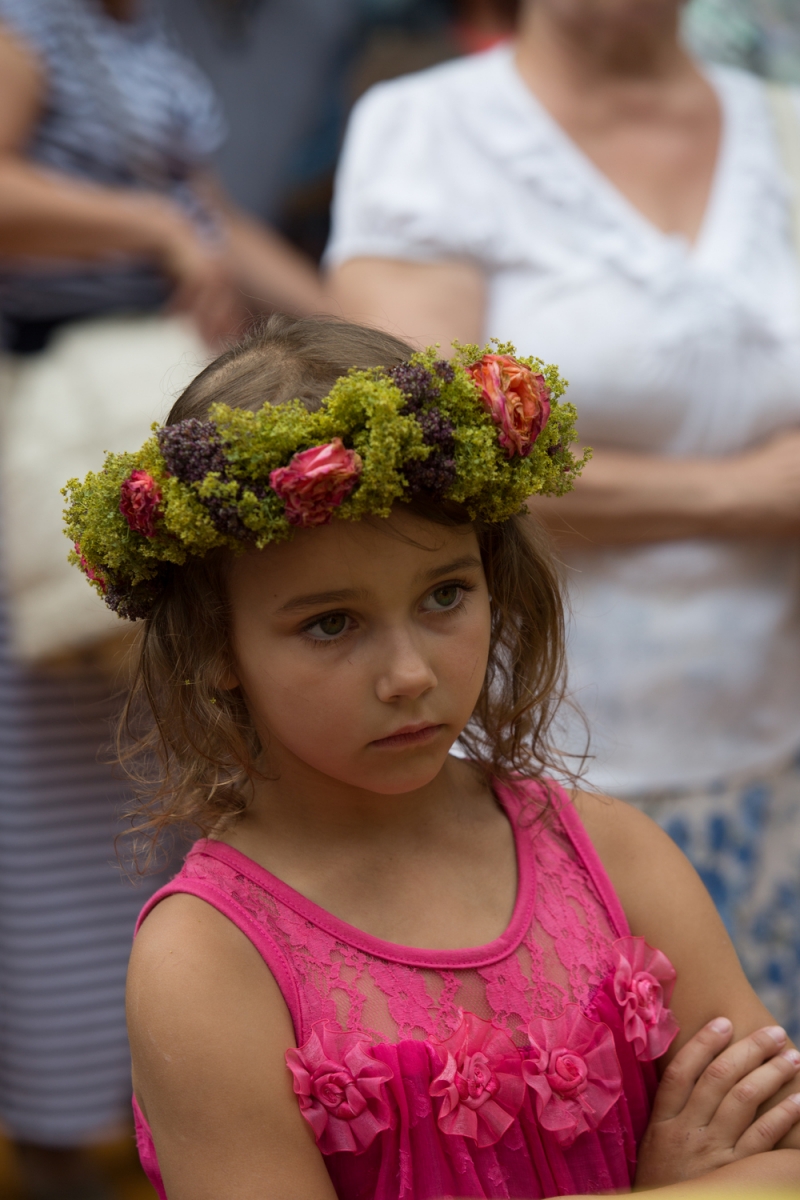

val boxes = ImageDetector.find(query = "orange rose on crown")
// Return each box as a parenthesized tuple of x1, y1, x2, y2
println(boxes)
(468, 353, 551, 458)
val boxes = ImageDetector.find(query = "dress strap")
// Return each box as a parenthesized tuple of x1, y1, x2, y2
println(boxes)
(552, 791, 631, 939)
(134, 872, 304, 1041)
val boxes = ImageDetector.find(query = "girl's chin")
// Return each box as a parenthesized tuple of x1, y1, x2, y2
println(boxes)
(326, 755, 451, 797)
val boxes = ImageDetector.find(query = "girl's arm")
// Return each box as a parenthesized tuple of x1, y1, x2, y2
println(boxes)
(330, 257, 800, 543)
(126, 894, 338, 1200)
(575, 791, 800, 1188)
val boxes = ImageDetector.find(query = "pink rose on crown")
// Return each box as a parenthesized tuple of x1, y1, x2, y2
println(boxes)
(270, 438, 362, 528)
(119, 470, 162, 538)
(522, 1005, 622, 1147)
(429, 1010, 525, 1147)
(285, 1023, 394, 1155)
(468, 353, 551, 458)
(74, 543, 107, 594)
(612, 936, 679, 1061)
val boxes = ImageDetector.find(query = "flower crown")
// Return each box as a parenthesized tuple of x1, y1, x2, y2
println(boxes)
(63, 342, 587, 620)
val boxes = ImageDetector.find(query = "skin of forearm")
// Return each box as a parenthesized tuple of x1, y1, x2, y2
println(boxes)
(530, 446, 758, 546)
(223, 213, 330, 316)
(560, 1148, 800, 1196)
(0, 156, 178, 261)
(648, 1149, 800, 1193)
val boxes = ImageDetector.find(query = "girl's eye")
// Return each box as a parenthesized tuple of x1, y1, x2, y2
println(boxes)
(422, 584, 463, 612)
(306, 612, 349, 640)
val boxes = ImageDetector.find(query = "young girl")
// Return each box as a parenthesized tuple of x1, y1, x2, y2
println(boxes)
(66, 316, 800, 1199)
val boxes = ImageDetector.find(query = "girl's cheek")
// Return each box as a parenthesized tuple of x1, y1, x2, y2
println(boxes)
(246, 650, 366, 730)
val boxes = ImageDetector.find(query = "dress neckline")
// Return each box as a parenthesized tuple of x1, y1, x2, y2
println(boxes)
(193, 779, 540, 970)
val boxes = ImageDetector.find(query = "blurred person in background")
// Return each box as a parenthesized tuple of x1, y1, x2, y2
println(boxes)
(0, 0, 328, 1197)
(160, 0, 518, 262)
(329, 0, 800, 1037)
(0, 1, 328, 352)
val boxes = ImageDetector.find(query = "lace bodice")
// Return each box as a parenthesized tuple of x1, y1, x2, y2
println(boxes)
(133, 780, 678, 1199)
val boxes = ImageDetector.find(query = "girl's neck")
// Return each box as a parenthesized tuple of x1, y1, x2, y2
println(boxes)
(216, 755, 513, 951)
(516, 5, 690, 96)
(228, 753, 484, 852)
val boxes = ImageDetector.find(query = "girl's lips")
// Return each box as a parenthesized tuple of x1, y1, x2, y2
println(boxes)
(369, 723, 443, 749)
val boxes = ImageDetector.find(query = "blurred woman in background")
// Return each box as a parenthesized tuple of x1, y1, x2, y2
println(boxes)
(329, 0, 800, 1035)
(0, 1, 327, 1196)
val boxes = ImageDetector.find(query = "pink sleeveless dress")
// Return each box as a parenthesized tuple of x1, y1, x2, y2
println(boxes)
(132, 780, 679, 1199)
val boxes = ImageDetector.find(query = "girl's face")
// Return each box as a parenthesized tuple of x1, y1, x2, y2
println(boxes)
(225, 508, 492, 796)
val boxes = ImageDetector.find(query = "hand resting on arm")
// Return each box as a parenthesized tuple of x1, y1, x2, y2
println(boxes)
(576, 792, 800, 1193)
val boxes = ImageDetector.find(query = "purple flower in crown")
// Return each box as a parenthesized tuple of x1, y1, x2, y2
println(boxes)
(157, 419, 228, 484)
(285, 1023, 394, 1154)
(388, 363, 441, 410)
(404, 408, 457, 499)
(119, 470, 162, 538)
(270, 439, 362, 528)
(522, 1005, 622, 1147)
(158, 419, 266, 540)
(428, 1011, 525, 1147)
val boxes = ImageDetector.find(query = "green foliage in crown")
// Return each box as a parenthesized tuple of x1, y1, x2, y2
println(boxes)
(63, 342, 589, 620)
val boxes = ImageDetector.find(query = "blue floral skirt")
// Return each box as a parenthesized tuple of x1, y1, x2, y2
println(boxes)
(627, 753, 800, 1038)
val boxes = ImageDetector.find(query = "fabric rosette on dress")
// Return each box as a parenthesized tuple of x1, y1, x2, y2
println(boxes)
(610, 936, 679, 1061)
(285, 1023, 394, 1154)
(428, 1011, 525, 1147)
(283, 936, 678, 1178)
(521, 1005, 623, 1147)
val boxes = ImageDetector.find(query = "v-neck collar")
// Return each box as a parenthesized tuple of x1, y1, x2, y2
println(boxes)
(476, 44, 772, 283)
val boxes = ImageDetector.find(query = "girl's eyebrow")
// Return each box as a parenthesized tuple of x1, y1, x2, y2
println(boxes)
(278, 557, 482, 614)
(277, 587, 366, 614)
(417, 555, 483, 582)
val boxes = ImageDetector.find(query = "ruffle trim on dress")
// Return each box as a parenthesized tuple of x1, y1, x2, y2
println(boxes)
(285, 935, 678, 1155)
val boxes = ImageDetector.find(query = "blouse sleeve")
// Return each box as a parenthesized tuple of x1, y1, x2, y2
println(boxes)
(325, 70, 494, 269)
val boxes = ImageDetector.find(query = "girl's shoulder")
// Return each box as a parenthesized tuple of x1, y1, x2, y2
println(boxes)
(127, 891, 335, 1199)
(570, 789, 696, 935)
(512, 780, 740, 985)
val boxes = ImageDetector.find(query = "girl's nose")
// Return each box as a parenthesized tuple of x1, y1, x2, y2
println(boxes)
(374, 632, 437, 703)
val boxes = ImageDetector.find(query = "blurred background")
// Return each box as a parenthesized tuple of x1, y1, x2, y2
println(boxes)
(162, 0, 800, 263)
(0, 0, 799, 1196)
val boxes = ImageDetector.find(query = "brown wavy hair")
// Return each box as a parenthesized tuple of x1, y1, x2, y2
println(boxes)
(121, 314, 575, 862)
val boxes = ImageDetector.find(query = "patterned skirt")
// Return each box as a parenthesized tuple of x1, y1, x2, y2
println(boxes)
(627, 754, 800, 1038)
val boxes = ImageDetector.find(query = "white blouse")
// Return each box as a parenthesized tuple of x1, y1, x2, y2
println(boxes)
(326, 45, 800, 794)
